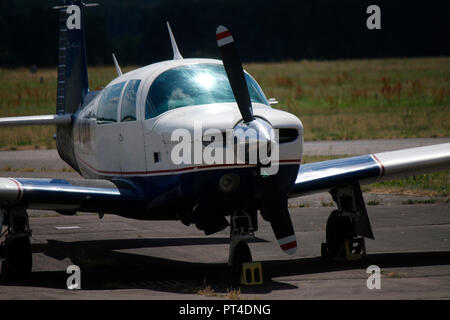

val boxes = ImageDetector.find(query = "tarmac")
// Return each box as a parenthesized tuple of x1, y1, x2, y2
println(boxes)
(0, 138, 449, 299)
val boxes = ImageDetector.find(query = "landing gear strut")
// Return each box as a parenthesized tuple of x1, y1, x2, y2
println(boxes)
(228, 210, 256, 281)
(321, 183, 373, 262)
(0, 207, 32, 280)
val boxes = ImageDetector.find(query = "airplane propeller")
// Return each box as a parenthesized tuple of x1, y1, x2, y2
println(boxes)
(260, 177, 297, 255)
(216, 25, 297, 255)
(216, 26, 254, 123)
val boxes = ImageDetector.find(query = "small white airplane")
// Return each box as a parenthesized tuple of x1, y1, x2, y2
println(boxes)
(0, 1, 449, 280)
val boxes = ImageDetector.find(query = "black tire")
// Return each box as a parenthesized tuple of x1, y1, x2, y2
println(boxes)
(231, 242, 252, 283)
(2, 236, 32, 280)
(326, 210, 355, 259)
(321, 242, 329, 260)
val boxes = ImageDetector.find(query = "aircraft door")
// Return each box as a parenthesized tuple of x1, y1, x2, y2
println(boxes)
(140, 76, 170, 174)
(94, 82, 125, 175)
(117, 80, 147, 174)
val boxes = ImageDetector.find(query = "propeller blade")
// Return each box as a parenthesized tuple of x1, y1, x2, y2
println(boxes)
(216, 25, 254, 123)
(269, 207, 297, 255)
(260, 178, 297, 255)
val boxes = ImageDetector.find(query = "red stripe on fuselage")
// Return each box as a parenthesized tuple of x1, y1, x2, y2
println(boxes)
(77, 158, 301, 176)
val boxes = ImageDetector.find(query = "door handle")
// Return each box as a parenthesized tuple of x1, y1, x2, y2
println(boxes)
(118, 133, 124, 142)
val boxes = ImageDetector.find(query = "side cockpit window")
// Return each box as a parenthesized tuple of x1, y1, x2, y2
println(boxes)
(97, 82, 125, 124)
(120, 80, 141, 122)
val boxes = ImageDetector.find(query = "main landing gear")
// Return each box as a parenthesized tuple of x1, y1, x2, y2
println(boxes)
(321, 183, 374, 262)
(0, 207, 32, 280)
(228, 210, 256, 282)
(321, 210, 367, 261)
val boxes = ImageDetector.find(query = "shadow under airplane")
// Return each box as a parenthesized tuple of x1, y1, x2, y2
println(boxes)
(1, 237, 449, 295)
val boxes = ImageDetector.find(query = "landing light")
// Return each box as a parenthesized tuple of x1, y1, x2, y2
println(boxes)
(218, 173, 240, 193)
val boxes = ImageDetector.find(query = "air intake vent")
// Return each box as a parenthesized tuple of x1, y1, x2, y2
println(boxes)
(278, 128, 298, 143)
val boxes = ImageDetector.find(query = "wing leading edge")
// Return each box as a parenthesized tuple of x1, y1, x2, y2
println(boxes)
(290, 143, 450, 197)
(0, 178, 144, 214)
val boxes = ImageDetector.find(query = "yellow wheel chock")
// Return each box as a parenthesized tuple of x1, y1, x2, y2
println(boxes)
(344, 237, 366, 261)
(240, 262, 263, 285)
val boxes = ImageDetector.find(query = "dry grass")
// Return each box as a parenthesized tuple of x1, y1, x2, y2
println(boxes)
(196, 285, 243, 300)
(197, 285, 218, 297)
(246, 57, 450, 140)
(364, 171, 450, 197)
(0, 65, 137, 150)
(302, 155, 450, 197)
(381, 271, 405, 278)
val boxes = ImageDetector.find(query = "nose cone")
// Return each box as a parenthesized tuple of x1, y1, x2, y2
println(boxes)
(233, 118, 275, 165)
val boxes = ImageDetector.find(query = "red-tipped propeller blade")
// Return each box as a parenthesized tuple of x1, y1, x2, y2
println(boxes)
(216, 25, 254, 123)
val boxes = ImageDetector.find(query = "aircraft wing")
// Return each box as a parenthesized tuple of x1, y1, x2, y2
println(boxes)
(1, 144, 448, 213)
(290, 143, 450, 197)
(0, 177, 145, 214)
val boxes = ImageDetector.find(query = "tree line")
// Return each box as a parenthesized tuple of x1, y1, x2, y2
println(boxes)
(1, 0, 449, 67)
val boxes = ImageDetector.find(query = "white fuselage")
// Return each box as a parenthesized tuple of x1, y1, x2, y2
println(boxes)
(73, 58, 304, 179)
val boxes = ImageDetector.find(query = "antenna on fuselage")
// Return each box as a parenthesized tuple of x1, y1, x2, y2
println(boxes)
(166, 21, 183, 60)
(112, 53, 122, 76)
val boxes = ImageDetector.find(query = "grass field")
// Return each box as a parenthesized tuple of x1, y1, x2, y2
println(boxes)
(302, 155, 449, 198)
(0, 65, 137, 150)
(246, 57, 450, 140)
(0, 57, 449, 149)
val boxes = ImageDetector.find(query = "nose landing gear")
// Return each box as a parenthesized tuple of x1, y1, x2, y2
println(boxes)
(228, 210, 256, 282)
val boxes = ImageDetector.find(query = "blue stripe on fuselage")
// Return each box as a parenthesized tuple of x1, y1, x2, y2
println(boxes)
(14, 164, 300, 220)
(290, 155, 381, 197)
(15, 178, 71, 186)
(127, 164, 300, 211)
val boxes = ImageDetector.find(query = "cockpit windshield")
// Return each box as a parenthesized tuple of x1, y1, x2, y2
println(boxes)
(145, 63, 269, 119)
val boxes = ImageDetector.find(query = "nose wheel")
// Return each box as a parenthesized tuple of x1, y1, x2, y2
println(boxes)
(228, 210, 255, 282)
(230, 242, 252, 280)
